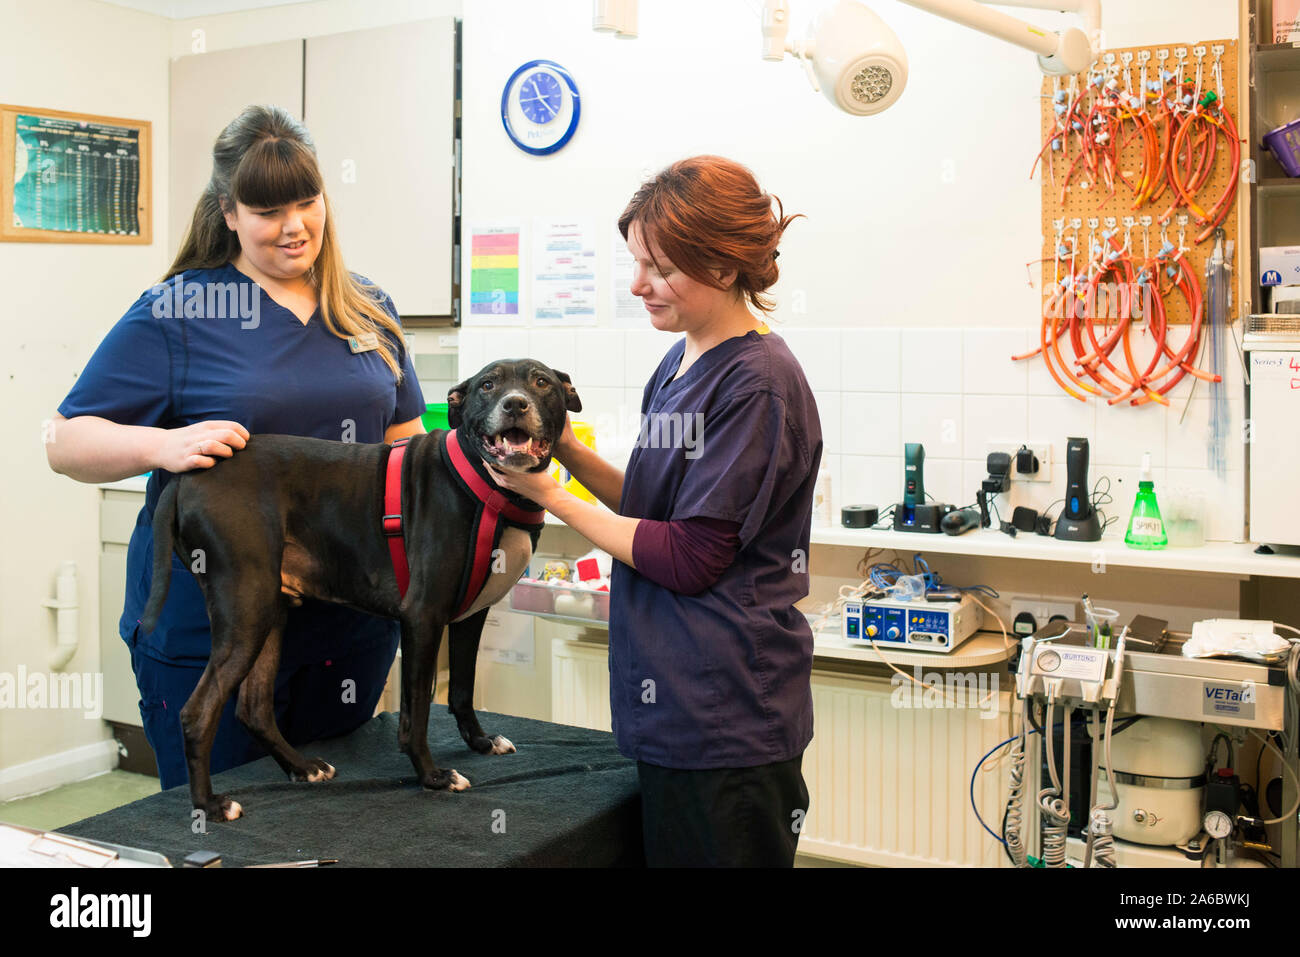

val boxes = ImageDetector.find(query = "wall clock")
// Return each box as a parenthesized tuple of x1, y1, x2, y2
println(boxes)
(501, 60, 581, 155)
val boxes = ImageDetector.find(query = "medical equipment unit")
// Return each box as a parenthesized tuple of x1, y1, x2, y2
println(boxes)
(841, 592, 982, 653)
(1003, 613, 1300, 868)
(1244, 316, 1300, 549)
(834, 553, 987, 653)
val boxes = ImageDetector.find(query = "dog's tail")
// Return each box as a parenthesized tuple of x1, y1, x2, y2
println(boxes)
(139, 478, 179, 634)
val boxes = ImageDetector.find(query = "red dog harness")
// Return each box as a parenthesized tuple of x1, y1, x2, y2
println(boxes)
(383, 430, 545, 619)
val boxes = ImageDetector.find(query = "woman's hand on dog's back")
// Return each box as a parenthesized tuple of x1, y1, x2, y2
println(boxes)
(155, 420, 250, 473)
(47, 413, 249, 483)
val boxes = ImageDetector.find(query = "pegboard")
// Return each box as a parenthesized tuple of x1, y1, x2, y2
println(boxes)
(1038, 39, 1241, 325)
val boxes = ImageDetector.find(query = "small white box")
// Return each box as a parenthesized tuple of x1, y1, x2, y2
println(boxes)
(1269, 285, 1300, 313)
(1260, 246, 1300, 286)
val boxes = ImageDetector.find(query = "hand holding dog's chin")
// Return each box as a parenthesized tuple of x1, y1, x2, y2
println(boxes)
(487, 463, 561, 508)
(552, 416, 580, 464)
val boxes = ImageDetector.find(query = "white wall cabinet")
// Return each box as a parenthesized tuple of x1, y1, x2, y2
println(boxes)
(304, 20, 455, 317)
(169, 19, 456, 317)
(169, 39, 304, 261)
(99, 489, 146, 727)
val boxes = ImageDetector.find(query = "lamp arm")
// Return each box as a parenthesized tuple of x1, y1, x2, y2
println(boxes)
(976, 0, 1101, 52)
(761, 0, 792, 61)
(898, 0, 1100, 74)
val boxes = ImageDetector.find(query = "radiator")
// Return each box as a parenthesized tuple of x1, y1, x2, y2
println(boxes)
(550, 638, 612, 732)
(800, 671, 1014, 867)
(549, 639, 1015, 867)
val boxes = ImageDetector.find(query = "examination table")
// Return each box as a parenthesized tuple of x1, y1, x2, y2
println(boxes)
(62, 711, 645, 867)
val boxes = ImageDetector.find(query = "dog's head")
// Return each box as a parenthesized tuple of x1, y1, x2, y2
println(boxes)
(447, 359, 582, 473)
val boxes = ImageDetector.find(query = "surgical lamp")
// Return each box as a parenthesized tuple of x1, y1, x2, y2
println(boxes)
(761, 0, 1102, 116)
(593, 0, 638, 38)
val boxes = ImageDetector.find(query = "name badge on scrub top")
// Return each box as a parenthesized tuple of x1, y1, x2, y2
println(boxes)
(347, 333, 380, 354)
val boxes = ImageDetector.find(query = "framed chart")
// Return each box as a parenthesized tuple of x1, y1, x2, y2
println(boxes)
(0, 103, 152, 244)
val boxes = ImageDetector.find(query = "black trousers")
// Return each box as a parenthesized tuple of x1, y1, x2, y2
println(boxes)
(636, 753, 810, 867)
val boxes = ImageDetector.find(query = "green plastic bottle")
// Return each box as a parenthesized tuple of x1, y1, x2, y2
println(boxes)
(1124, 453, 1167, 549)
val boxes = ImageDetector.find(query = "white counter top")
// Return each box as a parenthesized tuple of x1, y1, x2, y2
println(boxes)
(809, 525, 1300, 579)
(99, 476, 149, 493)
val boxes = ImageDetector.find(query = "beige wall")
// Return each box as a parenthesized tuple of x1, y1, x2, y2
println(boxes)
(1, 0, 464, 786)
(0, 0, 171, 776)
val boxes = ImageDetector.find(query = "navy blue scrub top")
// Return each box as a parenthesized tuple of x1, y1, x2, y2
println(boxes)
(611, 329, 822, 769)
(57, 263, 427, 666)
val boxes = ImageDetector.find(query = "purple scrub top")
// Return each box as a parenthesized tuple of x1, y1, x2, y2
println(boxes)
(610, 328, 822, 769)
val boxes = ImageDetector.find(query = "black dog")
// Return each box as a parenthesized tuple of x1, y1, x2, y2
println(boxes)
(140, 359, 581, 821)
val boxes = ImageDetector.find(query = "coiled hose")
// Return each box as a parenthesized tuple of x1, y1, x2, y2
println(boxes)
(1038, 699, 1071, 867)
(1004, 698, 1030, 867)
(1088, 701, 1120, 868)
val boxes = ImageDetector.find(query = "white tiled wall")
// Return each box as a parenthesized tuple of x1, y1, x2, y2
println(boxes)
(456, 325, 1248, 542)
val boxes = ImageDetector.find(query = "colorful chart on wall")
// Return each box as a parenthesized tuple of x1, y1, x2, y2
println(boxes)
(468, 224, 523, 324)
(0, 103, 151, 244)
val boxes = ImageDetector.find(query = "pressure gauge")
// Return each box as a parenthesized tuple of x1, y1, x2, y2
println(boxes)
(1036, 649, 1062, 672)
(1204, 810, 1233, 840)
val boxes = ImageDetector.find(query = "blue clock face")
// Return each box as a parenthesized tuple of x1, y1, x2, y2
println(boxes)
(519, 71, 562, 125)
(502, 60, 581, 155)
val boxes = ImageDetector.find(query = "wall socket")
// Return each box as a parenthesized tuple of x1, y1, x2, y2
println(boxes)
(985, 442, 1053, 484)
(1009, 597, 1078, 637)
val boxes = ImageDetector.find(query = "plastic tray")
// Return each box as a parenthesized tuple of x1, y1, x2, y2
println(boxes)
(509, 579, 610, 623)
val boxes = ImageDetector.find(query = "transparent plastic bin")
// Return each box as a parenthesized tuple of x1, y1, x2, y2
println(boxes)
(1165, 486, 1207, 548)
(509, 578, 610, 624)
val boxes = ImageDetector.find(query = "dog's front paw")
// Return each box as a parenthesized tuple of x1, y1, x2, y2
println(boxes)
(290, 758, 336, 783)
(201, 795, 243, 822)
(465, 732, 516, 755)
(420, 768, 471, 791)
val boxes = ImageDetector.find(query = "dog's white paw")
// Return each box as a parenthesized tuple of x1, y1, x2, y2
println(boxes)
(295, 760, 336, 783)
(224, 800, 243, 821)
(448, 770, 471, 791)
(489, 735, 516, 755)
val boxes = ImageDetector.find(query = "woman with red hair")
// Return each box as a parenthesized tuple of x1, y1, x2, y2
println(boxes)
(491, 156, 821, 867)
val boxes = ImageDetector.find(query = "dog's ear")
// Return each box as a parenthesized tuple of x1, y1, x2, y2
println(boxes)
(553, 369, 582, 413)
(446, 378, 471, 428)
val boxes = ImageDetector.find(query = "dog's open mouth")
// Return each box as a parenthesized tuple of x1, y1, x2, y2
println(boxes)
(483, 427, 550, 464)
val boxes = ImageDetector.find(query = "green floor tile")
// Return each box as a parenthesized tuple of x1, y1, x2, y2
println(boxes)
(1, 770, 160, 832)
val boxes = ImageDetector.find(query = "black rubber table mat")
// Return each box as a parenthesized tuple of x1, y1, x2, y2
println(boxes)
(62, 711, 644, 868)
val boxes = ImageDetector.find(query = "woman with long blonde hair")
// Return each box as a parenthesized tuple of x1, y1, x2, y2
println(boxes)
(47, 104, 425, 789)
